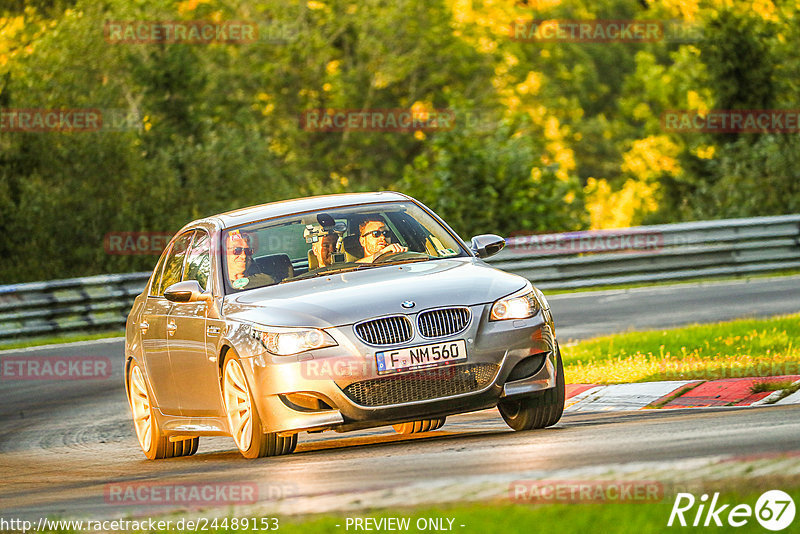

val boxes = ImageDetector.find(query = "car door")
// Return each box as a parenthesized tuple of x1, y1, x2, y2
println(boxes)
(167, 230, 226, 416)
(140, 231, 193, 414)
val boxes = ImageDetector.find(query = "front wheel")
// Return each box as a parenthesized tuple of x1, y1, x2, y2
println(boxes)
(498, 345, 565, 431)
(127, 360, 199, 460)
(222, 353, 297, 459)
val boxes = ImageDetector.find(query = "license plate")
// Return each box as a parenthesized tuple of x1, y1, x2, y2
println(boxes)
(375, 339, 467, 375)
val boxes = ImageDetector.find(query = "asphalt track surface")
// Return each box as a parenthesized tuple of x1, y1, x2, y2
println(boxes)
(1, 276, 799, 521)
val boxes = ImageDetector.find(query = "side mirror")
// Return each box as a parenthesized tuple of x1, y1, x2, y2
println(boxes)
(164, 280, 213, 304)
(470, 234, 506, 259)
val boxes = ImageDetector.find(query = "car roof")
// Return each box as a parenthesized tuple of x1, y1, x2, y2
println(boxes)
(188, 191, 413, 231)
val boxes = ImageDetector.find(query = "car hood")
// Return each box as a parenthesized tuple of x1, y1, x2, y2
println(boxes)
(222, 258, 527, 328)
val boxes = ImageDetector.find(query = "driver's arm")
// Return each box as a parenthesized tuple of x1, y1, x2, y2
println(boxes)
(358, 243, 408, 263)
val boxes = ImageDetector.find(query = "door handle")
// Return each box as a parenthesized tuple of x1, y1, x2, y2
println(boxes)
(139, 320, 149, 334)
(167, 320, 177, 336)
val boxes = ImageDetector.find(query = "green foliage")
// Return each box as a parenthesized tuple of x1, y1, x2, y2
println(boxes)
(400, 114, 587, 238)
(1, 0, 800, 283)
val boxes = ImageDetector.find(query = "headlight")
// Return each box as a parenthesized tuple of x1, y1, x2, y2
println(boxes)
(490, 286, 541, 321)
(251, 327, 337, 356)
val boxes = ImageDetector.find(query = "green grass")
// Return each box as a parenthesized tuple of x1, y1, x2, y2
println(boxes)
(750, 379, 795, 394)
(271, 486, 800, 534)
(561, 313, 800, 384)
(37, 479, 800, 533)
(0, 329, 125, 351)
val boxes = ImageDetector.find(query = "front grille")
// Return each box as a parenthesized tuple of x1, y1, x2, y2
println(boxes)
(342, 363, 498, 407)
(417, 307, 471, 338)
(354, 315, 413, 346)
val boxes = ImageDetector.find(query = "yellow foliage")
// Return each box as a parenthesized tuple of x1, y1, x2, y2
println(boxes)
(0, 15, 32, 66)
(752, 0, 779, 22)
(516, 71, 542, 95)
(176, 0, 210, 14)
(621, 136, 681, 181)
(687, 90, 709, 116)
(449, 0, 473, 25)
(371, 71, 390, 89)
(694, 145, 716, 159)
(261, 102, 275, 115)
(503, 52, 519, 68)
(330, 172, 349, 187)
(411, 101, 430, 119)
(1, 15, 26, 39)
(585, 177, 660, 229)
(307, 1, 327, 11)
(659, 0, 700, 20)
(325, 60, 340, 75)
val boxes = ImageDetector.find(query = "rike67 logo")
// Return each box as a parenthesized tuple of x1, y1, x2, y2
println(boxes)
(668, 490, 795, 531)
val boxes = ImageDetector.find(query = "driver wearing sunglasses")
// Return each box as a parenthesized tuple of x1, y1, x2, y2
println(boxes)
(356, 218, 407, 263)
(226, 232, 274, 290)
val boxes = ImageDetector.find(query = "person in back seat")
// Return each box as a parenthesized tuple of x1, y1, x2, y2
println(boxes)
(305, 224, 340, 269)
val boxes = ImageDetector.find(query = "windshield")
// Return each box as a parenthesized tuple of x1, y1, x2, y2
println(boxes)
(221, 201, 467, 293)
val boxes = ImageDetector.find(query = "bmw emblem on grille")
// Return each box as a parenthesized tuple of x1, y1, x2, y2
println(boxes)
(401, 300, 416, 309)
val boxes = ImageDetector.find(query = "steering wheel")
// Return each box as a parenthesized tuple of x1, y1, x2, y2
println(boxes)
(372, 249, 404, 263)
(372, 250, 427, 263)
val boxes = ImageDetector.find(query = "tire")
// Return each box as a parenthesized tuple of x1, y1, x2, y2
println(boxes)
(498, 345, 565, 431)
(127, 360, 199, 460)
(392, 417, 446, 434)
(221, 352, 298, 459)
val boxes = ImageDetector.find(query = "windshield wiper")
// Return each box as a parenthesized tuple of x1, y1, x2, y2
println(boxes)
(376, 256, 432, 266)
(281, 264, 374, 283)
(281, 255, 432, 284)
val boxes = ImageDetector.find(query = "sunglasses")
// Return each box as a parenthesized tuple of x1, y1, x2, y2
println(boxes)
(230, 247, 253, 256)
(362, 230, 392, 238)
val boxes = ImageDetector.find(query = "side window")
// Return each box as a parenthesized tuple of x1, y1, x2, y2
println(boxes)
(148, 249, 170, 297)
(183, 231, 211, 290)
(158, 231, 194, 296)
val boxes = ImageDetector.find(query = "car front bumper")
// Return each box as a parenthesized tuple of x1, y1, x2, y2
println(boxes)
(243, 304, 558, 434)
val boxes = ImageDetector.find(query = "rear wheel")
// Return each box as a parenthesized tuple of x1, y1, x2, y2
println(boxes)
(392, 418, 446, 434)
(222, 353, 297, 459)
(498, 345, 565, 431)
(127, 361, 199, 460)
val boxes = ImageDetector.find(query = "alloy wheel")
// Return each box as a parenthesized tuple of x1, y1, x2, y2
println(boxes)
(129, 364, 153, 452)
(223, 359, 253, 452)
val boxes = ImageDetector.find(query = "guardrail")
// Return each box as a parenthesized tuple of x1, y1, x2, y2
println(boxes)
(1, 214, 798, 342)
(0, 273, 150, 341)
(487, 214, 800, 289)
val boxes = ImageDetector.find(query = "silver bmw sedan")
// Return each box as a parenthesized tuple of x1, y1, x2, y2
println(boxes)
(125, 191, 563, 459)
